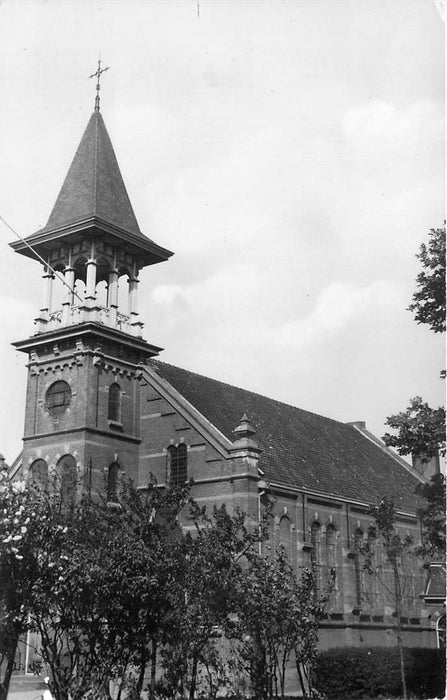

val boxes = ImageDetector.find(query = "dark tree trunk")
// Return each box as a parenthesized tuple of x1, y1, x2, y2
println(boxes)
(148, 640, 157, 700)
(0, 632, 20, 700)
(136, 646, 149, 697)
(0, 655, 16, 700)
(393, 559, 407, 700)
(189, 653, 199, 700)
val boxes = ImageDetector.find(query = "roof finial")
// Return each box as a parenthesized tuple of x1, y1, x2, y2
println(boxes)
(89, 58, 110, 112)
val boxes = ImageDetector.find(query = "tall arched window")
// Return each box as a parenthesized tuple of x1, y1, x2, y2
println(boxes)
(354, 528, 364, 608)
(107, 462, 119, 502)
(310, 522, 322, 594)
(29, 459, 48, 491)
(437, 614, 446, 649)
(167, 444, 188, 486)
(325, 524, 338, 606)
(401, 549, 416, 615)
(108, 383, 121, 422)
(57, 454, 77, 507)
(279, 516, 293, 563)
(326, 525, 337, 569)
(366, 528, 379, 610)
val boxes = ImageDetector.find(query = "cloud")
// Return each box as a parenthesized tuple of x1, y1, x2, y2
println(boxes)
(341, 100, 443, 173)
(261, 279, 404, 351)
(151, 272, 404, 355)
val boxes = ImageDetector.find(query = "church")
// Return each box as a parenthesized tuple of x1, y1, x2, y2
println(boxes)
(7, 88, 443, 653)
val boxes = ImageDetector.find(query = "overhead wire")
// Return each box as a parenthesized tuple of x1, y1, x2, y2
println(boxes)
(0, 212, 83, 303)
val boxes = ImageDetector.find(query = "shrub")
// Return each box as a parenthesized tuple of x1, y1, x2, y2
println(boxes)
(314, 646, 446, 699)
(406, 647, 446, 699)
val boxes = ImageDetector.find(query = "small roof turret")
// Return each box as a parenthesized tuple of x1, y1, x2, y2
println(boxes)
(232, 414, 261, 453)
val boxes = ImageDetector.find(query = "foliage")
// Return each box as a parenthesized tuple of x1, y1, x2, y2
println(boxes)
(0, 468, 60, 700)
(33, 481, 191, 700)
(1, 472, 331, 700)
(382, 396, 446, 459)
(415, 472, 446, 559)
(157, 503, 267, 700)
(314, 646, 446, 700)
(229, 549, 334, 700)
(408, 225, 446, 333)
(364, 497, 414, 700)
(383, 225, 445, 468)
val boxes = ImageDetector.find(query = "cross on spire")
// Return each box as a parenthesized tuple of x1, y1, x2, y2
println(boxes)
(89, 59, 110, 112)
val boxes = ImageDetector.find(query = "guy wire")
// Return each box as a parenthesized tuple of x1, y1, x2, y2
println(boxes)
(0, 213, 83, 303)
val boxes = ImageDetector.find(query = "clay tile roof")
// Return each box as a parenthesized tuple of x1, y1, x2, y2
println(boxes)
(152, 360, 422, 514)
(38, 111, 143, 237)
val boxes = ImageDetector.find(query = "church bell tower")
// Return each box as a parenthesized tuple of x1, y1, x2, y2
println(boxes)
(10, 84, 173, 498)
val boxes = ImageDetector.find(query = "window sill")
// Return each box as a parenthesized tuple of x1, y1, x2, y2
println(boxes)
(108, 420, 123, 431)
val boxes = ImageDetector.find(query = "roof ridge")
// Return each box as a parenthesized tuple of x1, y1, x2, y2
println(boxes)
(152, 359, 354, 429)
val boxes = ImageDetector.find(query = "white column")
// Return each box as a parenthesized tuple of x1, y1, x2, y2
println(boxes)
(62, 266, 75, 325)
(128, 276, 139, 315)
(41, 268, 55, 316)
(35, 266, 54, 331)
(128, 271, 144, 336)
(108, 268, 119, 326)
(85, 258, 97, 305)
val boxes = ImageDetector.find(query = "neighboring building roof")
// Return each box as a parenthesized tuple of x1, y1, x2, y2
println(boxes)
(37, 110, 142, 237)
(152, 361, 423, 514)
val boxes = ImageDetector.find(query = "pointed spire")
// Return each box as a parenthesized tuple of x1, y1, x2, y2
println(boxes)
(39, 111, 142, 237)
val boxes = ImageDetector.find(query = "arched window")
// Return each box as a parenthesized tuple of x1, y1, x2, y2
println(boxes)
(401, 549, 416, 614)
(167, 444, 188, 486)
(46, 381, 71, 411)
(325, 524, 338, 606)
(310, 522, 322, 594)
(366, 528, 379, 609)
(57, 454, 77, 507)
(29, 459, 48, 491)
(107, 462, 119, 502)
(326, 524, 337, 568)
(437, 614, 446, 649)
(354, 528, 364, 608)
(279, 516, 293, 563)
(108, 383, 121, 422)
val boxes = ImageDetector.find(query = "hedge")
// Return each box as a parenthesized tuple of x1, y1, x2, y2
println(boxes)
(314, 646, 446, 699)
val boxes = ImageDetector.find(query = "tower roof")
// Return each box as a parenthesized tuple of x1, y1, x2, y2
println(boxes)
(41, 111, 142, 236)
(10, 110, 173, 266)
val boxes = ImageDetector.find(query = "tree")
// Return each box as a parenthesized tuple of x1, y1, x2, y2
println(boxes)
(30, 481, 191, 700)
(111, 480, 191, 700)
(0, 469, 57, 700)
(383, 225, 445, 461)
(383, 397, 446, 460)
(29, 494, 121, 700)
(408, 225, 446, 333)
(158, 503, 266, 700)
(415, 473, 446, 560)
(230, 549, 334, 700)
(364, 497, 414, 700)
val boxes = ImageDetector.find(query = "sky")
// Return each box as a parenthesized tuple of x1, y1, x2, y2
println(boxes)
(0, 0, 444, 464)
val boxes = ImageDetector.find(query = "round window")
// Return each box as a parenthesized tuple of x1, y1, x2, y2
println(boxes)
(46, 380, 71, 411)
